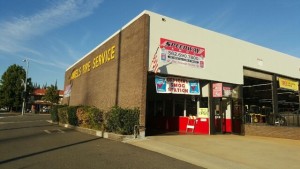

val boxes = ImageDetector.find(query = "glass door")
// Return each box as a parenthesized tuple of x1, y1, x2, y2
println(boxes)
(232, 98, 243, 134)
(212, 98, 223, 133)
(212, 98, 232, 134)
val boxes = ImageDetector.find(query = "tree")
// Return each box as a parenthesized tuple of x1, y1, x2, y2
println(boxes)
(42, 83, 48, 89)
(33, 82, 40, 89)
(43, 85, 59, 104)
(26, 78, 34, 103)
(0, 64, 26, 111)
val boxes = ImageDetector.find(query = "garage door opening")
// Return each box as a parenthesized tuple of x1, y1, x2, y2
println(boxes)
(243, 71, 299, 127)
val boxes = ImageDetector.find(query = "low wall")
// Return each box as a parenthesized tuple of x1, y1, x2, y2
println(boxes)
(245, 124, 300, 140)
(47, 120, 136, 141)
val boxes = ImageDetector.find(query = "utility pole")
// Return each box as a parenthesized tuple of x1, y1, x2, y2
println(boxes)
(21, 59, 29, 116)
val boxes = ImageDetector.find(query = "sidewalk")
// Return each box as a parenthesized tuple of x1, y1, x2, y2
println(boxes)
(126, 134, 300, 169)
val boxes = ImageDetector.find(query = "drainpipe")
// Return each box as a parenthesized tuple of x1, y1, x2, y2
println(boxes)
(271, 74, 278, 125)
(209, 81, 214, 135)
(297, 81, 300, 127)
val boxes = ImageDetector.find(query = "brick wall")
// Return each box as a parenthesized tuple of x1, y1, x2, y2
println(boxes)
(63, 14, 150, 127)
(245, 124, 300, 140)
(117, 14, 149, 126)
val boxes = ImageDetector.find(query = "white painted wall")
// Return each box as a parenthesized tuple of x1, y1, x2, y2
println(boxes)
(146, 11, 300, 84)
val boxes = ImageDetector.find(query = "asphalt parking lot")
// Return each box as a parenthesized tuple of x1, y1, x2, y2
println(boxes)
(2, 113, 300, 169)
(0, 114, 203, 169)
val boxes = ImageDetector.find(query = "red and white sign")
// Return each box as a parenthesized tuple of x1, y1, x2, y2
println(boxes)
(213, 83, 223, 97)
(223, 87, 232, 97)
(160, 38, 205, 68)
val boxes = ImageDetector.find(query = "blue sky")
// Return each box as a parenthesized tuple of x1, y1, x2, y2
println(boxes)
(0, 0, 300, 90)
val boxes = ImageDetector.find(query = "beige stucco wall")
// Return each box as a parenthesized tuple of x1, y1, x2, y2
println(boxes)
(146, 11, 300, 83)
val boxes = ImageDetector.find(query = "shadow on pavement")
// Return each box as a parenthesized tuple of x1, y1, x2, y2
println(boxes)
(0, 137, 101, 165)
(0, 124, 54, 131)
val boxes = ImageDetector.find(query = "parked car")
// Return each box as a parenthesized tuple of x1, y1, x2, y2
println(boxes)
(42, 106, 50, 113)
(0, 107, 8, 112)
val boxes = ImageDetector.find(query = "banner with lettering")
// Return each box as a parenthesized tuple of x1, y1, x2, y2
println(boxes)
(155, 76, 200, 95)
(199, 108, 209, 118)
(279, 78, 299, 91)
(64, 84, 72, 97)
(160, 38, 205, 68)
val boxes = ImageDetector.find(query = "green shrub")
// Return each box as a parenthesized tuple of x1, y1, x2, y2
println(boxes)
(76, 106, 89, 127)
(76, 106, 104, 130)
(58, 106, 78, 125)
(55, 105, 140, 134)
(58, 106, 68, 124)
(105, 106, 121, 133)
(50, 105, 67, 122)
(88, 107, 104, 130)
(106, 106, 139, 135)
(67, 106, 78, 126)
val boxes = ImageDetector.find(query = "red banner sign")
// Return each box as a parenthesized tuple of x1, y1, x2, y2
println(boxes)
(160, 38, 205, 68)
(160, 38, 205, 57)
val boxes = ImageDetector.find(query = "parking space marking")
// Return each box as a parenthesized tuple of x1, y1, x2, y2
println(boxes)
(44, 129, 65, 134)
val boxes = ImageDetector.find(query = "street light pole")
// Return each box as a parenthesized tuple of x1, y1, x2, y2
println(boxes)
(21, 59, 29, 116)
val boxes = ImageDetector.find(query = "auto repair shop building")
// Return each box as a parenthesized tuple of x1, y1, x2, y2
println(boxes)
(64, 10, 300, 139)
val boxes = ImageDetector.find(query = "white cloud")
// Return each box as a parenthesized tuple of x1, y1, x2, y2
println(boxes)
(178, 15, 194, 23)
(204, 6, 236, 31)
(0, 0, 103, 54)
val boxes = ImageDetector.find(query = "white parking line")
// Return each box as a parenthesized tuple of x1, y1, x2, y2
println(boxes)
(44, 129, 65, 134)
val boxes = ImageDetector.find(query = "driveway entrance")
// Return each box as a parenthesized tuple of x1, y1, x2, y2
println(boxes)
(129, 134, 300, 169)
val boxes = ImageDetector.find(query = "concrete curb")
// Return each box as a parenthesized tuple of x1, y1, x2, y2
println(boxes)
(46, 120, 135, 141)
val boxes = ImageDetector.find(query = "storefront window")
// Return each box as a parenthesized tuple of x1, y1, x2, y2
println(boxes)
(175, 98, 184, 116)
(165, 97, 173, 117)
(200, 97, 208, 108)
(186, 96, 197, 116)
(156, 100, 163, 117)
